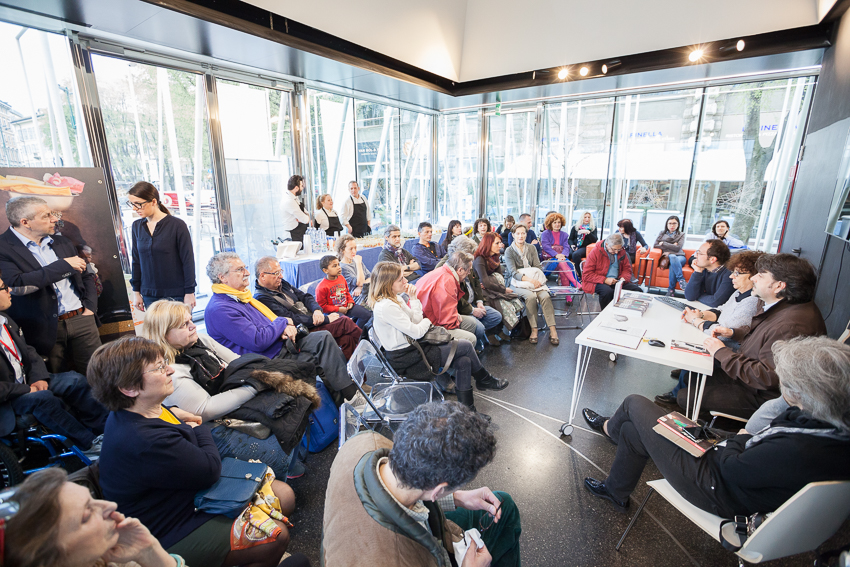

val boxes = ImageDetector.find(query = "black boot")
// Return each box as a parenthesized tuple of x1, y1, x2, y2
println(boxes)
(456, 389, 490, 422)
(472, 368, 509, 391)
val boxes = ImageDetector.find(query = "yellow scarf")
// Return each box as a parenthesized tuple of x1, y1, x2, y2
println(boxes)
(211, 283, 278, 322)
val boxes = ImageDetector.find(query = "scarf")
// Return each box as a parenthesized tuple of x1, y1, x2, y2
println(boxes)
(481, 251, 500, 272)
(576, 224, 591, 248)
(511, 243, 531, 269)
(627, 232, 637, 253)
(211, 283, 278, 322)
(174, 340, 226, 395)
(384, 241, 406, 264)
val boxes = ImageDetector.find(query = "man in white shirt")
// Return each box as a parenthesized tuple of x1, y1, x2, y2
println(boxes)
(341, 181, 372, 237)
(281, 175, 310, 243)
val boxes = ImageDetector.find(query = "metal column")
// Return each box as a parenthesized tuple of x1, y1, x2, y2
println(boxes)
(202, 74, 234, 251)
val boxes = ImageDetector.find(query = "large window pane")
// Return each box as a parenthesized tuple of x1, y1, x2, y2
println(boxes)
(437, 112, 479, 228)
(686, 78, 815, 252)
(355, 101, 399, 233)
(398, 110, 432, 231)
(0, 23, 91, 167)
(218, 80, 294, 277)
(92, 55, 219, 312)
(308, 90, 356, 216)
(538, 99, 615, 228)
(605, 90, 700, 241)
(485, 111, 536, 224)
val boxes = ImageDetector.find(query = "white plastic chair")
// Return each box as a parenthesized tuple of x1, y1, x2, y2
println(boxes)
(617, 479, 850, 565)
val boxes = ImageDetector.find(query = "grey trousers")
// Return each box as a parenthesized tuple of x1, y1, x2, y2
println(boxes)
(48, 313, 102, 375)
(511, 287, 555, 328)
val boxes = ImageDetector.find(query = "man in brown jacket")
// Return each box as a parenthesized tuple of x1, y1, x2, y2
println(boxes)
(686, 254, 826, 417)
(321, 402, 522, 567)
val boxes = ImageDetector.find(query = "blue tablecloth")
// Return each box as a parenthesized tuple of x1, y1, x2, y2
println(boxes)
(280, 246, 384, 288)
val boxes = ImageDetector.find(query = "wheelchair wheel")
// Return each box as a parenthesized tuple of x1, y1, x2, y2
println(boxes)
(0, 443, 24, 488)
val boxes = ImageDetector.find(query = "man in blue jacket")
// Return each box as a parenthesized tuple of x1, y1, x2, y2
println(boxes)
(684, 240, 734, 307)
(0, 197, 101, 373)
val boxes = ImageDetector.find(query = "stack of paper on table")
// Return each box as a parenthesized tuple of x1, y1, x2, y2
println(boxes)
(586, 323, 646, 349)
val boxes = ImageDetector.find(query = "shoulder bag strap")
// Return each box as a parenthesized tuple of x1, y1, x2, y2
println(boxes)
(407, 338, 458, 376)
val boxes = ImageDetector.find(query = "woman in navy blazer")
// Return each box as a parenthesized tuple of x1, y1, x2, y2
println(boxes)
(89, 336, 297, 567)
(128, 182, 196, 312)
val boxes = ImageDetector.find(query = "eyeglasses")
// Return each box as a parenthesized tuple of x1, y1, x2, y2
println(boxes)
(128, 199, 152, 210)
(262, 270, 282, 277)
(229, 266, 249, 274)
(0, 284, 8, 292)
(144, 362, 169, 375)
(731, 270, 750, 277)
(478, 498, 503, 535)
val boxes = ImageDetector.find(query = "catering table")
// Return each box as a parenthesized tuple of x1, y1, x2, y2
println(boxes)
(559, 292, 713, 435)
(279, 246, 383, 288)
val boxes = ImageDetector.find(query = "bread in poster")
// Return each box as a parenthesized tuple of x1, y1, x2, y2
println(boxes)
(0, 175, 75, 196)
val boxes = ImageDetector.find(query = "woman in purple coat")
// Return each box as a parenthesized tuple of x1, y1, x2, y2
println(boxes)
(540, 212, 578, 287)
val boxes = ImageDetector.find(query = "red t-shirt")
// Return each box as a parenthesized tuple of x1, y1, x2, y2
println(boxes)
(316, 277, 354, 313)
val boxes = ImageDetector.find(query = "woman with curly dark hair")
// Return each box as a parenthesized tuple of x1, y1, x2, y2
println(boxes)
(541, 212, 579, 286)
(471, 217, 492, 244)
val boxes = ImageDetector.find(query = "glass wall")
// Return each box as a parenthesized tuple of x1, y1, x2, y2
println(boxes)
(485, 111, 537, 224)
(91, 54, 219, 309)
(354, 101, 398, 232)
(685, 77, 816, 252)
(437, 112, 479, 229)
(217, 80, 294, 278)
(537, 98, 615, 228)
(398, 109, 432, 231)
(0, 23, 91, 167)
(308, 90, 356, 218)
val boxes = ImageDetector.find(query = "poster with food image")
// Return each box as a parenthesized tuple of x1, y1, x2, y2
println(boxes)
(0, 167, 134, 341)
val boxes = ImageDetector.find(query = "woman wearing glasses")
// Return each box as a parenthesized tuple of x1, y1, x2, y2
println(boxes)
(128, 182, 196, 312)
(88, 336, 303, 567)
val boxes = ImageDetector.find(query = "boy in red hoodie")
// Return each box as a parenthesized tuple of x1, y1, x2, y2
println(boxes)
(316, 256, 372, 329)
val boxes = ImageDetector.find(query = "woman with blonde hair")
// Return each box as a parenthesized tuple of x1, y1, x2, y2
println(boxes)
(368, 262, 507, 420)
(313, 193, 344, 235)
(568, 211, 598, 278)
(336, 234, 371, 305)
(142, 300, 302, 479)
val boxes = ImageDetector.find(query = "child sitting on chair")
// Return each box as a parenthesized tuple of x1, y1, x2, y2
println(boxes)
(316, 255, 372, 329)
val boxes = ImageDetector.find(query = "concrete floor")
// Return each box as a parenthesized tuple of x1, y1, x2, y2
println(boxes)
(284, 297, 850, 566)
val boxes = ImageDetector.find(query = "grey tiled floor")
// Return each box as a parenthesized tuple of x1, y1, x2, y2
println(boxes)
(286, 302, 849, 566)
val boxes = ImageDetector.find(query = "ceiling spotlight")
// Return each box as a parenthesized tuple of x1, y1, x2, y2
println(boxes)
(602, 64, 607, 74)
(602, 60, 621, 75)
(558, 68, 569, 80)
(736, 39, 745, 51)
(579, 66, 589, 77)
(688, 49, 703, 62)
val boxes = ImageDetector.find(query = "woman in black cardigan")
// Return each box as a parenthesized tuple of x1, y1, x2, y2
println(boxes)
(568, 211, 598, 278)
(128, 182, 196, 311)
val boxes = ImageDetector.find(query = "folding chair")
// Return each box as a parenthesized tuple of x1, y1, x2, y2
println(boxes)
(617, 479, 850, 565)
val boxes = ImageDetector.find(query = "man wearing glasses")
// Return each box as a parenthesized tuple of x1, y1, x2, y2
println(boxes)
(683, 240, 734, 307)
(322, 402, 522, 567)
(0, 196, 101, 374)
(0, 272, 107, 452)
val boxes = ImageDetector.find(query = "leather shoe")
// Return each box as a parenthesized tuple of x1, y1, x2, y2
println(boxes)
(584, 478, 630, 512)
(497, 331, 511, 342)
(655, 392, 678, 406)
(486, 334, 501, 347)
(475, 374, 509, 391)
(671, 368, 682, 379)
(582, 408, 615, 444)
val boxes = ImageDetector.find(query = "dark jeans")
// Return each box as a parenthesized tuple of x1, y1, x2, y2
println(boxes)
(142, 295, 183, 308)
(675, 368, 778, 419)
(572, 247, 589, 276)
(437, 340, 482, 391)
(595, 282, 643, 310)
(604, 395, 727, 516)
(48, 313, 102, 375)
(343, 304, 372, 330)
(10, 371, 108, 449)
(444, 491, 522, 567)
(278, 330, 351, 394)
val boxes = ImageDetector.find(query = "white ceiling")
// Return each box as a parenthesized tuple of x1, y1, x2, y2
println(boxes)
(246, 0, 835, 82)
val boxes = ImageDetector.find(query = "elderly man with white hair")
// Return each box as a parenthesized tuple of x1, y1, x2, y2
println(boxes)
(580, 232, 642, 310)
(203, 252, 359, 401)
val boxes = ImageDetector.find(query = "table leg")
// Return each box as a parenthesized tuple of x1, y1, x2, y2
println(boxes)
(560, 344, 593, 436)
(692, 373, 707, 421)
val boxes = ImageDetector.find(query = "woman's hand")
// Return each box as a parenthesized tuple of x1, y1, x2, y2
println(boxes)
(352, 286, 362, 297)
(171, 407, 202, 427)
(183, 293, 196, 309)
(406, 283, 418, 299)
(104, 512, 176, 567)
(354, 255, 363, 264)
(133, 292, 145, 312)
(556, 254, 566, 261)
(681, 307, 700, 324)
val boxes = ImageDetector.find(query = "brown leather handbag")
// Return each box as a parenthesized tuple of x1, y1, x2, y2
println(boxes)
(658, 252, 671, 270)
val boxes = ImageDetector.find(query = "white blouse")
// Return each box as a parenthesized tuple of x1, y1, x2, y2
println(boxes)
(372, 296, 431, 351)
(314, 207, 342, 232)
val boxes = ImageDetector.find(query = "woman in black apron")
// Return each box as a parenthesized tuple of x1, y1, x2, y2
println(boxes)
(314, 194, 344, 235)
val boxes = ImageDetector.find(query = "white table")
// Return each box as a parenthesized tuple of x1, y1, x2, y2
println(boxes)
(559, 293, 714, 435)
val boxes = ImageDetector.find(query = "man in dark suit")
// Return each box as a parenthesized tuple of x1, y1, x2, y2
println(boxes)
(0, 272, 107, 449)
(0, 196, 101, 374)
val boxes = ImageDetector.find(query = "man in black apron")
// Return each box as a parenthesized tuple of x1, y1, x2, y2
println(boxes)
(345, 181, 372, 237)
(284, 174, 310, 243)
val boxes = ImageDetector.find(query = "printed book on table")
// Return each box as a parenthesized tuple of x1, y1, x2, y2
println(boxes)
(670, 339, 711, 356)
(655, 412, 718, 456)
(611, 297, 651, 319)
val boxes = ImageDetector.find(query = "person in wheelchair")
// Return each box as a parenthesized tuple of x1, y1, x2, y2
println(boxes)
(580, 336, 850, 517)
(0, 273, 107, 451)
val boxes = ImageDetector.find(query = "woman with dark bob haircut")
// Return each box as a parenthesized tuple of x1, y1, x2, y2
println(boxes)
(88, 336, 303, 567)
(472, 217, 492, 244)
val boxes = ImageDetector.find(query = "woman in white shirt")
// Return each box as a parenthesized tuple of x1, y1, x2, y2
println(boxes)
(141, 300, 303, 479)
(313, 193, 344, 235)
(368, 261, 507, 420)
